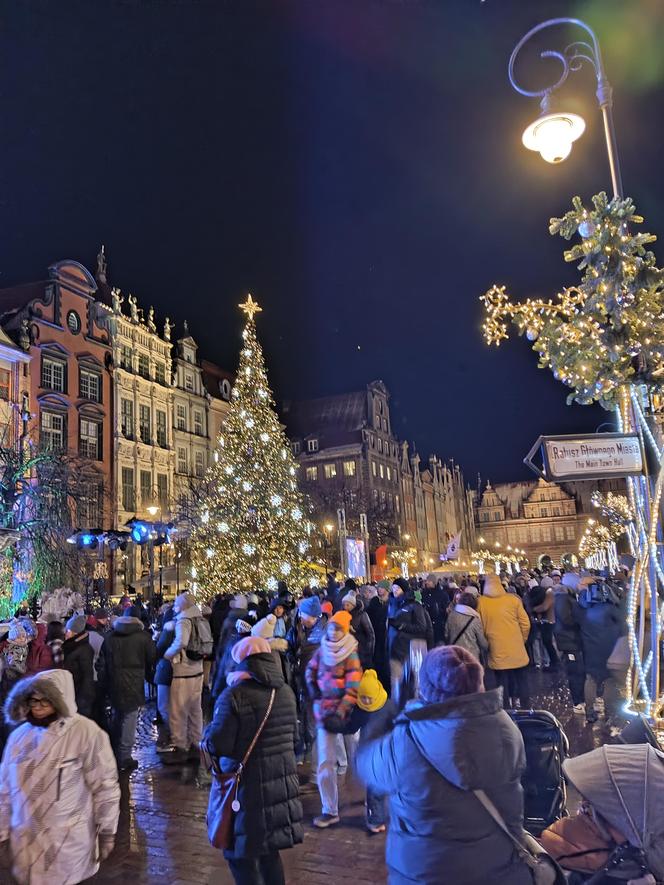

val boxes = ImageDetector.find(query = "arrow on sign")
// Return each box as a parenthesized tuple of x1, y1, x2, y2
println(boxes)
(523, 436, 546, 479)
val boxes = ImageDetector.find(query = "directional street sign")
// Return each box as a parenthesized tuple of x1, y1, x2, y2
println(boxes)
(524, 433, 644, 483)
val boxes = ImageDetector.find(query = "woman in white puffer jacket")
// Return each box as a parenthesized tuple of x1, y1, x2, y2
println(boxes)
(0, 668, 120, 884)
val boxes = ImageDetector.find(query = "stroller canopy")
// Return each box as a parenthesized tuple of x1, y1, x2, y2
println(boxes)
(563, 744, 664, 878)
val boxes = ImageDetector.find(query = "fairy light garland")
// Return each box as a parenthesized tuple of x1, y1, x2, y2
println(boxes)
(481, 193, 664, 723)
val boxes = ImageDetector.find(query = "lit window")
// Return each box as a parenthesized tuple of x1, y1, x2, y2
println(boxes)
(305, 466, 318, 481)
(374, 413, 381, 429)
(41, 357, 66, 392)
(324, 463, 337, 479)
(79, 368, 101, 402)
(307, 439, 319, 453)
(40, 411, 65, 450)
(0, 368, 10, 401)
(372, 461, 377, 476)
(343, 460, 356, 477)
(377, 438, 383, 453)
(79, 418, 101, 460)
(386, 466, 391, 481)
(379, 463, 385, 479)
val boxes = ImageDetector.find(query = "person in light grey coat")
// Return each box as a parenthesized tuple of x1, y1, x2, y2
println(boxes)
(356, 645, 532, 885)
(443, 592, 488, 663)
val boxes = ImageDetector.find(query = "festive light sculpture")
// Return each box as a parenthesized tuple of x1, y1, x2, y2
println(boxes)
(481, 193, 664, 721)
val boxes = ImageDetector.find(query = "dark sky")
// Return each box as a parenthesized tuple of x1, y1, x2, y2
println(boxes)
(2, 0, 664, 483)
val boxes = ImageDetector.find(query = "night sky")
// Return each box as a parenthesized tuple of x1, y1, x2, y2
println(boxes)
(2, 0, 664, 483)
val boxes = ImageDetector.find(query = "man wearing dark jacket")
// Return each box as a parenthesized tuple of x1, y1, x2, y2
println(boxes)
(553, 574, 585, 711)
(97, 605, 156, 771)
(341, 591, 375, 670)
(287, 596, 326, 762)
(63, 614, 95, 718)
(362, 585, 389, 686)
(422, 579, 450, 646)
(388, 579, 431, 708)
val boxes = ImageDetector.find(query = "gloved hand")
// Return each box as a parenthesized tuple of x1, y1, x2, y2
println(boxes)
(98, 833, 115, 861)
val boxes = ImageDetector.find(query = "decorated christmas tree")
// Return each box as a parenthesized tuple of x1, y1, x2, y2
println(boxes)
(189, 295, 316, 595)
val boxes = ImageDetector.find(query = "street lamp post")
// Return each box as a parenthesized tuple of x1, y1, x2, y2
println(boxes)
(508, 18, 623, 198)
(508, 19, 664, 719)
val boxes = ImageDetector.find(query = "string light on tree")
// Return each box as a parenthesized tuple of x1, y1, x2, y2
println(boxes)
(189, 295, 317, 594)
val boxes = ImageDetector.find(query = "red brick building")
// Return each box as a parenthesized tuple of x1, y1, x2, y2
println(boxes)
(0, 260, 114, 528)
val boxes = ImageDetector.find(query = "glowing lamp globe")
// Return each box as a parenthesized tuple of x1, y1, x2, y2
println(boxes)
(522, 111, 585, 164)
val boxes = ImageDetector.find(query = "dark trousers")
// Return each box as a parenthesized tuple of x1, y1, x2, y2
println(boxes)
(538, 622, 559, 668)
(227, 851, 285, 885)
(491, 666, 530, 709)
(560, 650, 585, 706)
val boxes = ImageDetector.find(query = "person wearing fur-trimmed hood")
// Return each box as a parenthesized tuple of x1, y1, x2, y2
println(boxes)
(0, 668, 120, 885)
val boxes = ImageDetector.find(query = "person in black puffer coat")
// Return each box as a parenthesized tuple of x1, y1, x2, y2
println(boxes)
(341, 591, 375, 670)
(203, 636, 302, 885)
(387, 579, 432, 708)
(63, 613, 95, 718)
(97, 606, 156, 770)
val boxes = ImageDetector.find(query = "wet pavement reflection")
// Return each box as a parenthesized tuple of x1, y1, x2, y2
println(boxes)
(92, 670, 618, 884)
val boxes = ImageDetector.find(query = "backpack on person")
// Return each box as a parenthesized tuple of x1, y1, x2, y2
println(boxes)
(186, 617, 214, 660)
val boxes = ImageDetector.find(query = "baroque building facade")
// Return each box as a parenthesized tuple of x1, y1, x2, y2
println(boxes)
(284, 380, 475, 577)
(475, 477, 627, 566)
(95, 288, 175, 591)
(0, 260, 114, 530)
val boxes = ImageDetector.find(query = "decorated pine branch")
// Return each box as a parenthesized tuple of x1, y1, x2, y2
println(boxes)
(481, 193, 664, 407)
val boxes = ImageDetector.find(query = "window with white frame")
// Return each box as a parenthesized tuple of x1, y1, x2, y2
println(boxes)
(79, 368, 101, 402)
(324, 463, 337, 479)
(177, 446, 188, 474)
(176, 403, 187, 431)
(156, 410, 167, 447)
(305, 466, 318, 481)
(371, 461, 377, 476)
(121, 467, 135, 511)
(41, 357, 66, 392)
(307, 438, 318, 453)
(41, 411, 65, 450)
(137, 353, 150, 379)
(193, 409, 203, 435)
(195, 450, 205, 477)
(155, 362, 166, 385)
(139, 404, 151, 444)
(291, 441, 301, 456)
(121, 399, 134, 438)
(120, 345, 132, 371)
(343, 460, 356, 477)
(379, 463, 385, 479)
(185, 373, 194, 391)
(79, 418, 101, 460)
(386, 465, 391, 481)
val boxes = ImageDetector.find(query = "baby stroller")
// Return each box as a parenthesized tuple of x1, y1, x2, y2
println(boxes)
(541, 743, 664, 884)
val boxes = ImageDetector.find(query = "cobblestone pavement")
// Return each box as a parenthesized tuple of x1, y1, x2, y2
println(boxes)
(92, 671, 611, 884)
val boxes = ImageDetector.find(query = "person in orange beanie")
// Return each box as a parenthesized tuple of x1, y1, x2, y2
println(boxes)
(305, 609, 362, 829)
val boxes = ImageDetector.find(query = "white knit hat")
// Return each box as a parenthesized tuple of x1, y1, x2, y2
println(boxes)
(342, 591, 357, 609)
(251, 614, 276, 639)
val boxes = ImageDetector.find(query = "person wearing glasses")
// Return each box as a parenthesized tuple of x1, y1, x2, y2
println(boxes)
(0, 668, 120, 885)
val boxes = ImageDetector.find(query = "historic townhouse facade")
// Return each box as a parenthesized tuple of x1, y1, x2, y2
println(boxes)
(285, 380, 475, 577)
(0, 326, 30, 451)
(0, 261, 114, 530)
(96, 290, 175, 590)
(171, 326, 211, 509)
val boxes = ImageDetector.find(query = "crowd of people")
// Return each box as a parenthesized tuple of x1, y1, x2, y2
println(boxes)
(0, 563, 657, 885)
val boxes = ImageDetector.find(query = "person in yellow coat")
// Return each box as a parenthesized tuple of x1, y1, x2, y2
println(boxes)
(478, 574, 531, 709)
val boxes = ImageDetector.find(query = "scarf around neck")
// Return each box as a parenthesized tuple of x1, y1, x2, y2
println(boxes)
(320, 632, 358, 667)
(455, 604, 479, 619)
